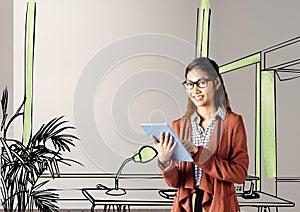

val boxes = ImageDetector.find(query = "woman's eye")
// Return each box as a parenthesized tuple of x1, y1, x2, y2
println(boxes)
(198, 81, 206, 86)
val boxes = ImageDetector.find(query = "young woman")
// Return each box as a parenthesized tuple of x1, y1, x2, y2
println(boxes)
(152, 57, 249, 212)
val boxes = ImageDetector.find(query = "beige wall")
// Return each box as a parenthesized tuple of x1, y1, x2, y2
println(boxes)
(13, 0, 199, 173)
(0, 0, 13, 117)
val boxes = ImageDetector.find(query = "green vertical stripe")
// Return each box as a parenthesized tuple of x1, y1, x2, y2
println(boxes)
(218, 54, 263, 188)
(197, 0, 210, 57)
(23, 0, 35, 146)
(256, 62, 261, 190)
(261, 71, 276, 178)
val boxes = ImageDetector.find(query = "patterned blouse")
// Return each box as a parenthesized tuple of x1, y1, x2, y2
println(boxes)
(191, 107, 226, 186)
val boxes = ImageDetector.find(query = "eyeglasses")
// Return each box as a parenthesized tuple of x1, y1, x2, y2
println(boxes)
(182, 77, 216, 90)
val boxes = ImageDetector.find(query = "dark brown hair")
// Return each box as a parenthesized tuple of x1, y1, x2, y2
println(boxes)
(183, 57, 231, 118)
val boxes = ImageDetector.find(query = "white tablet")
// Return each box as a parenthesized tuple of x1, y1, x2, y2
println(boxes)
(140, 123, 193, 162)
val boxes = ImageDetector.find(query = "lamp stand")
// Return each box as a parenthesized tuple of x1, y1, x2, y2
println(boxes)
(105, 157, 133, 196)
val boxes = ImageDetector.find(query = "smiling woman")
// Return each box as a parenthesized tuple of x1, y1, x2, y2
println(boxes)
(183, 57, 231, 119)
(152, 57, 249, 212)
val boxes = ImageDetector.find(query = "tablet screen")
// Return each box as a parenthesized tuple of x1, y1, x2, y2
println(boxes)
(140, 123, 193, 162)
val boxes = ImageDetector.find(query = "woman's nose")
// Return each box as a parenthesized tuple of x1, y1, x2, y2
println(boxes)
(192, 84, 202, 92)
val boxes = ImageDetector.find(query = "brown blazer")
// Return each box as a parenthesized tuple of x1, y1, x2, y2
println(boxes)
(161, 111, 249, 212)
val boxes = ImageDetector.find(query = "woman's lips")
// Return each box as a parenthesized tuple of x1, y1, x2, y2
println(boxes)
(192, 94, 204, 101)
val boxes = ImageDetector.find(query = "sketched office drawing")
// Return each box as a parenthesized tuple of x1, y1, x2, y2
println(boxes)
(1, 0, 300, 211)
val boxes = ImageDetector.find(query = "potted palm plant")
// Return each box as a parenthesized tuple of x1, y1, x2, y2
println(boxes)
(1, 0, 82, 210)
(0, 87, 81, 211)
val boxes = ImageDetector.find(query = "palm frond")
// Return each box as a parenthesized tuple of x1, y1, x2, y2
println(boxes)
(31, 188, 59, 212)
(1, 179, 23, 211)
(30, 117, 65, 143)
(0, 178, 8, 205)
(53, 133, 78, 141)
(1, 87, 8, 131)
(52, 159, 60, 177)
(5, 138, 24, 145)
(48, 125, 74, 138)
(29, 116, 78, 152)
(1, 87, 8, 115)
(1, 113, 81, 211)
(59, 158, 83, 167)
(0, 137, 14, 162)
(3, 98, 25, 137)
(50, 135, 77, 152)
(46, 120, 70, 137)
(31, 180, 49, 192)
(14, 97, 26, 117)
(1, 114, 8, 132)
(10, 151, 25, 164)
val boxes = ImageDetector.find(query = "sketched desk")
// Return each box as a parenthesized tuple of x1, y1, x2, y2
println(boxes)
(82, 188, 295, 212)
(82, 188, 173, 211)
(238, 191, 295, 212)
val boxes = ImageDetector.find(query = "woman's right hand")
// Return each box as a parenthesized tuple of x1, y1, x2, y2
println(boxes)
(152, 132, 176, 166)
(181, 139, 198, 155)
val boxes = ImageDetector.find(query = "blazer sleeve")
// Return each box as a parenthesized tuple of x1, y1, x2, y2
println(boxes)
(193, 115, 249, 184)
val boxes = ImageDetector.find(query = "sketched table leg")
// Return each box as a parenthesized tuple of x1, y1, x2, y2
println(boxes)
(122, 205, 130, 212)
(103, 205, 108, 212)
(116, 205, 130, 212)
(258, 206, 271, 212)
(99, 204, 130, 212)
(90, 203, 95, 212)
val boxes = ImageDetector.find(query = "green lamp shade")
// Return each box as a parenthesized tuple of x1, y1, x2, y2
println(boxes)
(133, 145, 157, 163)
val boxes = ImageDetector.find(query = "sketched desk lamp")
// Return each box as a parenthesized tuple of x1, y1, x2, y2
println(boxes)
(105, 145, 158, 196)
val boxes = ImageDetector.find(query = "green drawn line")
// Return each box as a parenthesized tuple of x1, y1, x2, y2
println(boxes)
(261, 71, 276, 178)
(219, 53, 260, 74)
(23, 0, 35, 147)
(256, 62, 261, 191)
(197, 0, 210, 57)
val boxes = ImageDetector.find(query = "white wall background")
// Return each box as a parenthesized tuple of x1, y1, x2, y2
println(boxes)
(13, 0, 199, 173)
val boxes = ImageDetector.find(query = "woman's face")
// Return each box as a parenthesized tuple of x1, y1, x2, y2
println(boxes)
(185, 68, 218, 108)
